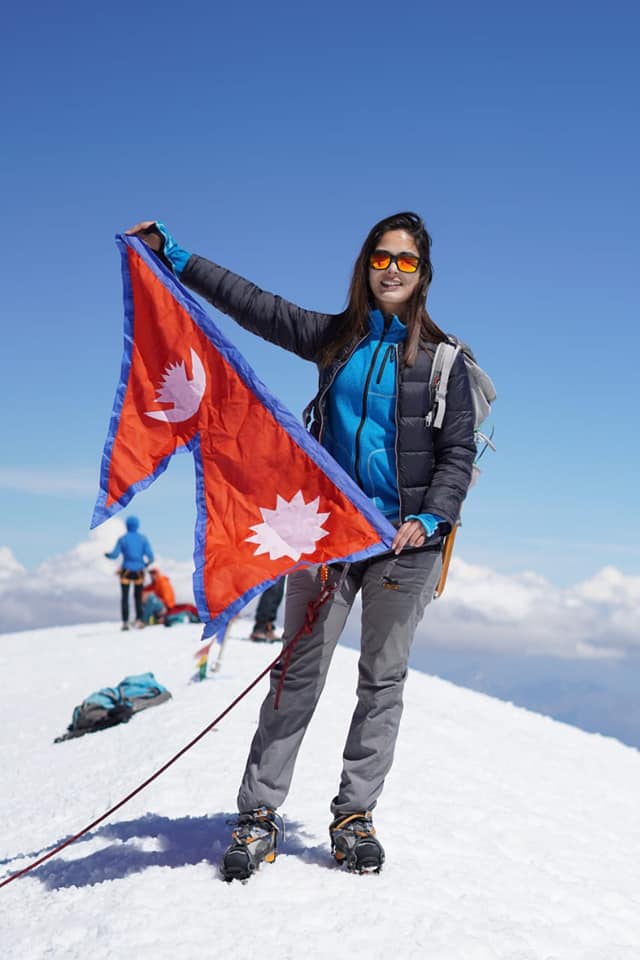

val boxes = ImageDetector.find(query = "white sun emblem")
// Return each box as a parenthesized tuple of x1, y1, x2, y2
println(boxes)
(246, 491, 330, 561)
(145, 348, 206, 423)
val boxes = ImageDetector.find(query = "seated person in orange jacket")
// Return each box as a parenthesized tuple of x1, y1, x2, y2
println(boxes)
(148, 568, 176, 608)
(142, 568, 176, 623)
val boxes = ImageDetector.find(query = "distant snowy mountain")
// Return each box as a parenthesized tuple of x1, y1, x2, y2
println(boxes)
(409, 647, 640, 751)
(2, 618, 640, 958)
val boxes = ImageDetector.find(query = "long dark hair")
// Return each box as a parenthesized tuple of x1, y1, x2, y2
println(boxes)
(320, 211, 447, 367)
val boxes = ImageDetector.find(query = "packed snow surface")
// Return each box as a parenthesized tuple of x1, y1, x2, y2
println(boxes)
(2, 619, 640, 959)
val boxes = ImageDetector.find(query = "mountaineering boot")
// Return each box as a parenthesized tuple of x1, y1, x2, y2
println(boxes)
(221, 807, 283, 882)
(329, 812, 385, 874)
(250, 622, 280, 643)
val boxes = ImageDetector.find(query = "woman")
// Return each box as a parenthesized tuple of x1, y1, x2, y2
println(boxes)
(127, 212, 476, 880)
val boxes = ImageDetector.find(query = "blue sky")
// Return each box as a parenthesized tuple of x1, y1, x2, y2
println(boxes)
(2, 0, 639, 586)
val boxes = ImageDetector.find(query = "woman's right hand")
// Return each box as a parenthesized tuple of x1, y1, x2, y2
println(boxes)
(125, 221, 164, 252)
(124, 222, 191, 276)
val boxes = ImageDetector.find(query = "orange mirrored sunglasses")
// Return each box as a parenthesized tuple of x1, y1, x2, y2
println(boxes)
(369, 249, 421, 274)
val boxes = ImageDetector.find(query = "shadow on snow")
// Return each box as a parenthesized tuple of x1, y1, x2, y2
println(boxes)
(6, 812, 333, 890)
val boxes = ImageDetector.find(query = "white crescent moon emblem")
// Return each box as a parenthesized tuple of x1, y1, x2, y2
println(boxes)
(145, 348, 206, 423)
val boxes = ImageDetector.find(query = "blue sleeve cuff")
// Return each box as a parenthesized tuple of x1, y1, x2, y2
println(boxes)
(405, 513, 447, 538)
(155, 221, 191, 276)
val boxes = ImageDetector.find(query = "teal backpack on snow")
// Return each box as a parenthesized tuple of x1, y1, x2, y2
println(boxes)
(55, 672, 172, 742)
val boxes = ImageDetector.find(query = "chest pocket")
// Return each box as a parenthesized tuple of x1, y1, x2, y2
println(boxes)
(373, 344, 396, 396)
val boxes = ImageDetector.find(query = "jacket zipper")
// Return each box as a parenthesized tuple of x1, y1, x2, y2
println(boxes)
(354, 319, 391, 488)
(394, 342, 402, 521)
(316, 336, 367, 443)
(376, 344, 395, 385)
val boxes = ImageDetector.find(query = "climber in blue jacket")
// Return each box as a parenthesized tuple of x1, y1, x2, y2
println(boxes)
(105, 516, 154, 630)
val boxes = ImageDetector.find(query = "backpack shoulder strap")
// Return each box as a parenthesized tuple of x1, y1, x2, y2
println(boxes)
(425, 341, 461, 429)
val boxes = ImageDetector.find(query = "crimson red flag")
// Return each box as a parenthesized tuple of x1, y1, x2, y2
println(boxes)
(92, 236, 395, 637)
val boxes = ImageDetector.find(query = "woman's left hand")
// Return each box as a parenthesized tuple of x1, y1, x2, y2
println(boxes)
(391, 520, 426, 555)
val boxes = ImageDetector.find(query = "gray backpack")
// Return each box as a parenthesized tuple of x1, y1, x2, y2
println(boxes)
(426, 337, 496, 599)
(426, 337, 496, 484)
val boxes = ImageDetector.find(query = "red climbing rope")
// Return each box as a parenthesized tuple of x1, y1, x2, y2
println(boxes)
(0, 640, 283, 889)
(1, 569, 343, 889)
(274, 563, 337, 709)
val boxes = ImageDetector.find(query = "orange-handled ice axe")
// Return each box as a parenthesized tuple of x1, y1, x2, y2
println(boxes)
(433, 522, 459, 599)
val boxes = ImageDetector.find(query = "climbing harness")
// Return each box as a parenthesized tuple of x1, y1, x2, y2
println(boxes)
(273, 563, 349, 709)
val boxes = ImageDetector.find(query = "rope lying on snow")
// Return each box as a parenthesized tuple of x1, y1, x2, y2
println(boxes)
(0, 572, 344, 889)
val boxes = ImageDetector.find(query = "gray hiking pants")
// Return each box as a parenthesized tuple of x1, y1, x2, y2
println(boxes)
(237, 546, 442, 817)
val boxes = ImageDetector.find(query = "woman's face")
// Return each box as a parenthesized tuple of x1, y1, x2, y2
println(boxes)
(368, 229, 423, 319)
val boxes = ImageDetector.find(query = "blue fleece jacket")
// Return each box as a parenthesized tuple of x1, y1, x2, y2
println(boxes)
(105, 517, 154, 571)
(323, 309, 444, 536)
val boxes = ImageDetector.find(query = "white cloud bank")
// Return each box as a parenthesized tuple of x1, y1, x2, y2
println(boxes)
(0, 546, 26, 580)
(1, 531, 639, 659)
(415, 558, 640, 658)
(0, 520, 196, 633)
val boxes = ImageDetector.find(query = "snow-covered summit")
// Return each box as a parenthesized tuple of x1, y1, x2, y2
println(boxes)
(2, 619, 640, 959)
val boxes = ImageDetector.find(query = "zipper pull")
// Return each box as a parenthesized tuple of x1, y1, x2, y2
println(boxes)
(376, 344, 395, 385)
